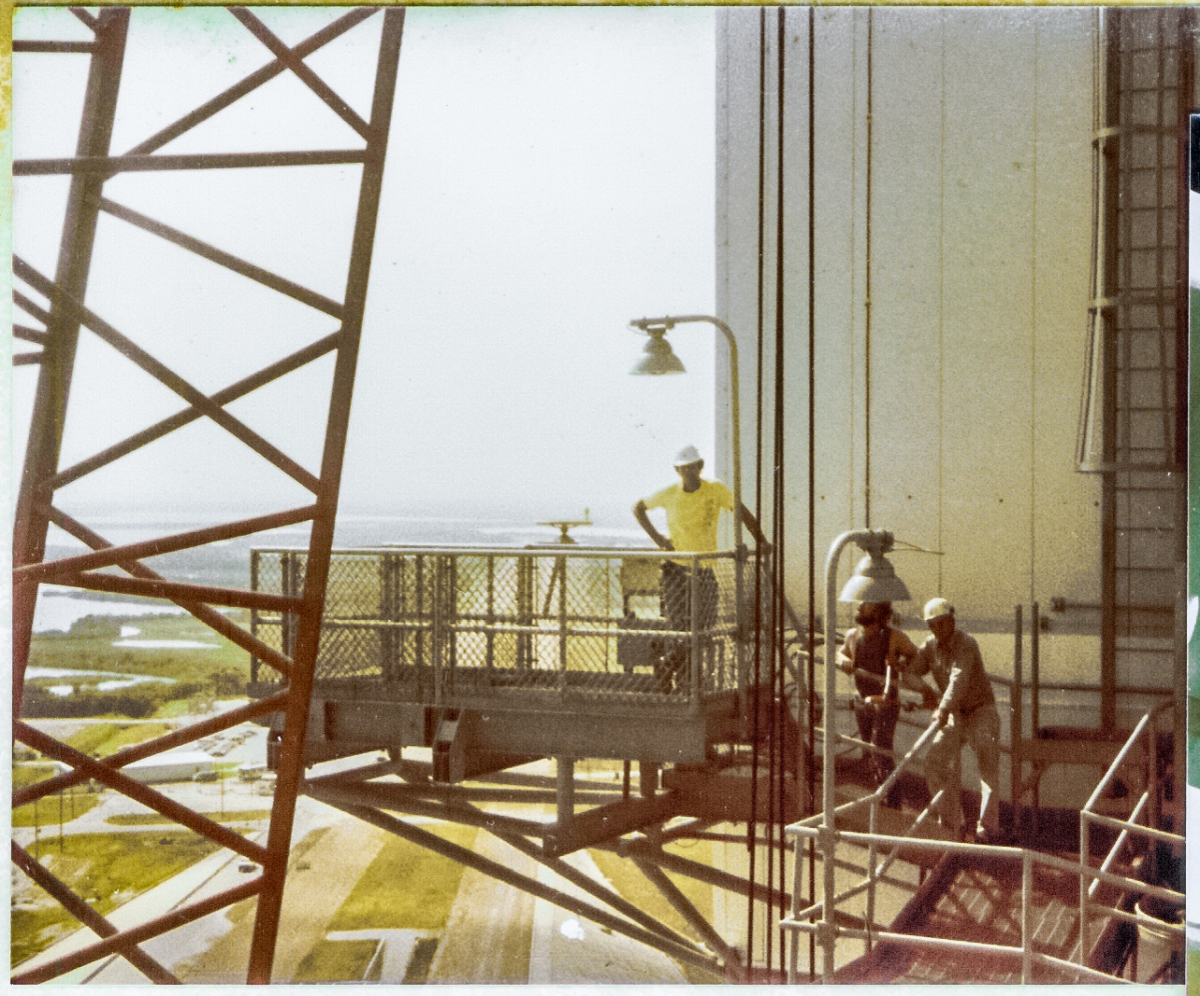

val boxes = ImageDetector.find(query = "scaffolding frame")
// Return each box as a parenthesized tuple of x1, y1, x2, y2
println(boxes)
(11, 7, 406, 983)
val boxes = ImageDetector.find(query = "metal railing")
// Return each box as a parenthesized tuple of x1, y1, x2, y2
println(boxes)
(251, 546, 770, 709)
(1078, 699, 1183, 976)
(782, 699, 1183, 984)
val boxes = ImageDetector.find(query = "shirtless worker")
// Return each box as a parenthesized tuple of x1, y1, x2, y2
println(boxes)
(633, 445, 771, 692)
(837, 601, 920, 805)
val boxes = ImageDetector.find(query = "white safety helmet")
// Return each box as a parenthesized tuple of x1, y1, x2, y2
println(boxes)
(923, 597, 954, 622)
(673, 444, 703, 467)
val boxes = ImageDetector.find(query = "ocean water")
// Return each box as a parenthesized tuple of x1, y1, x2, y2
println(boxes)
(34, 503, 651, 633)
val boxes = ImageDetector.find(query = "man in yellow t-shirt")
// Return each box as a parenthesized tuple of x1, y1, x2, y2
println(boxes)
(633, 445, 771, 691)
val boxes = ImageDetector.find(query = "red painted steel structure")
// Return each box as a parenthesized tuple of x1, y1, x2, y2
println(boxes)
(11, 7, 406, 983)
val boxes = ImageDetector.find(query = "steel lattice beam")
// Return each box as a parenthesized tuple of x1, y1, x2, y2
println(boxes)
(11, 7, 406, 984)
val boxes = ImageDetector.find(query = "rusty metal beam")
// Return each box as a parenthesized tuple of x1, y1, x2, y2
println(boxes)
(124, 8, 378, 157)
(12, 6, 129, 715)
(16, 722, 270, 864)
(13, 325, 48, 345)
(13, 40, 96, 53)
(246, 9, 407, 981)
(43, 508, 296, 678)
(15, 149, 369, 176)
(14, 257, 323, 493)
(65, 572, 303, 614)
(45, 331, 341, 494)
(15, 691, 289, 805)
(98, 198, 343, 317)
(229, 7, 372, 139)
(15, 503, 317, 585)
(11, 878, 261, 985)
(11, 842, 179, 984)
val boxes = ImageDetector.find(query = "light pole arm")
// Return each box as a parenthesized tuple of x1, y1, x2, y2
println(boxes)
(632, 314, 743, 554)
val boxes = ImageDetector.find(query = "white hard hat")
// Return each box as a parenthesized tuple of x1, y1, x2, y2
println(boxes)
(923, 597, 954, 622)
(673, 444, 703, 467)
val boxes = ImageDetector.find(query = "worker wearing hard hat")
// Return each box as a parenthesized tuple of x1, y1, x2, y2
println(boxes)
(633, 445, 771, 691)
(906, 597, 1002, 842)
(837, 601, 919, 806)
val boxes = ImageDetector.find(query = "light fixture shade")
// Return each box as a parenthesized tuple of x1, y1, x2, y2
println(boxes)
(630, 328, 686, 375)
(839, 553, 911, 603)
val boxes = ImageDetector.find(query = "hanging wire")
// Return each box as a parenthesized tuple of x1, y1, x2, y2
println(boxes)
(804, 6, 819, 979)
(745, 4, 769, 968)
(768, 3, 790, 976)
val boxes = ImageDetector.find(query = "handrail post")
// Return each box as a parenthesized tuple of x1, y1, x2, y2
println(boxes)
(1079, 808, 1089, 965)
(1021, 849, 1033, 983)
(866, 795, 879, 956)
(1011, 605, 1022, 838)
(691, 555, 701, 709)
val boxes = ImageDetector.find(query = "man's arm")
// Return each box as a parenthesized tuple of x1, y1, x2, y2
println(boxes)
(632, 500, 673, 551)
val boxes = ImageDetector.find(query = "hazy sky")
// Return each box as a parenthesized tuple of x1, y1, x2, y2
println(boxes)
(12, 6, 718, 522)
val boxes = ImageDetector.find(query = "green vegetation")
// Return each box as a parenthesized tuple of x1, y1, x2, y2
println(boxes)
(65, 722, 174, 758)
(12, 831, 221, 967)
(107, 809, 270, 825)
(292, 939, 380, 983)
(25, 611, 251, 719)
(13, 791, 99, 829)
(11, 764, 100, 829)
(329, 824, 478, 931)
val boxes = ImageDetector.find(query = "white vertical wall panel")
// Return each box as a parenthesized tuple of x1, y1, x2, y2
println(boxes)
(810, 8, 869, 598)
(866, 9, 947, 609)
(716, 10, 1096, 628)
(937, 11, 1038, 621)
(1030, 10, 1103, 609)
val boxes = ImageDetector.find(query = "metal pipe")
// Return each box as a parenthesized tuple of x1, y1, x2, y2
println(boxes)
(1082, 710, 1153, 812)
(1087, 789, 1150, 901)
(1021, 849, 1033, 983)
(821, 529, 870, 978)
(1012, 605, 1023, 835)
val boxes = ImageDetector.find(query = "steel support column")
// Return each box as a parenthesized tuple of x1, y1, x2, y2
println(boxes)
(245, 7, 407, 982)
(12, 6, 129, 715)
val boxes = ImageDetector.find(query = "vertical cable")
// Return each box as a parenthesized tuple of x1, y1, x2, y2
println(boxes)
(1030, 20, 1039, 605)
(938, 12, 946, 592)
(805, 8, 821, 978)
(803, 4, 818, 980)
(768, 4, 789, 975)
(746, 5, 768, 967)
(863, 9, 874, 529)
